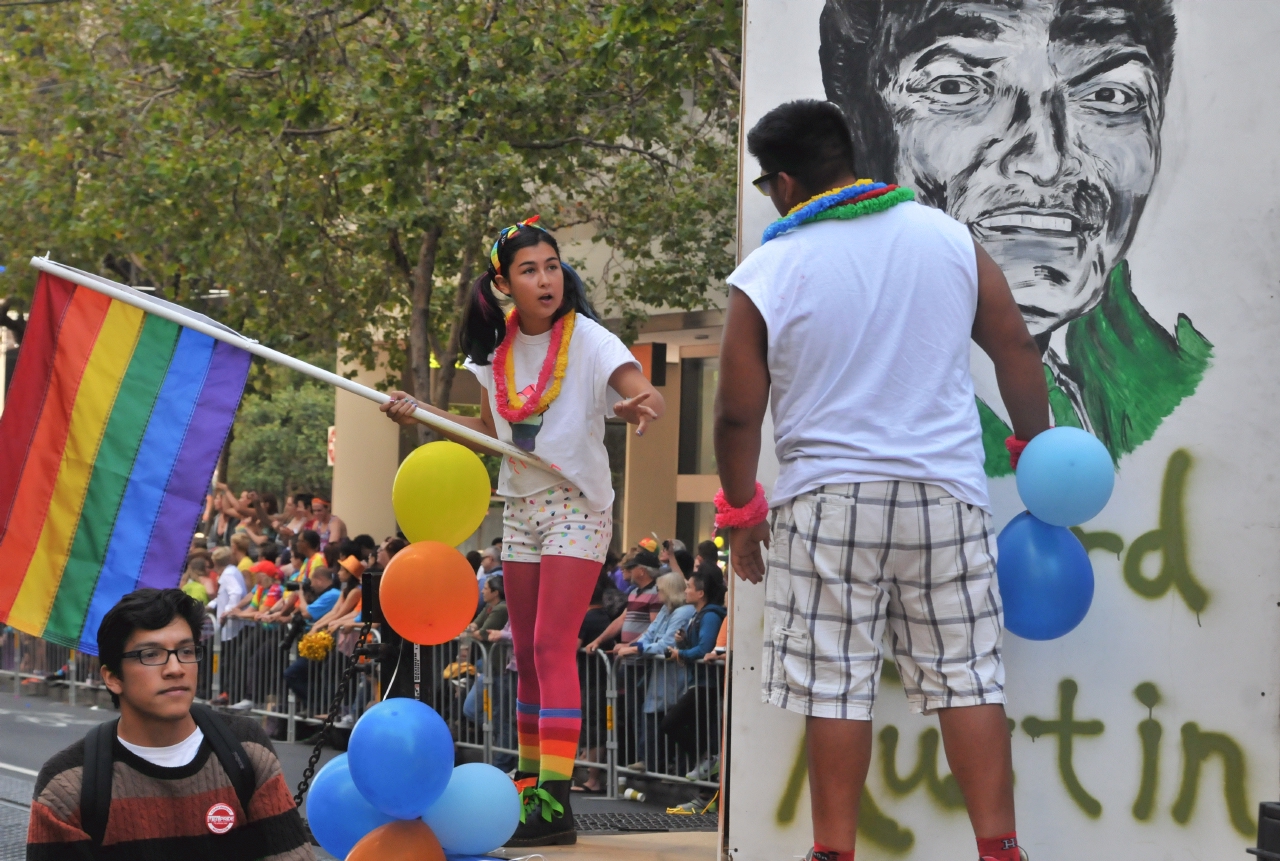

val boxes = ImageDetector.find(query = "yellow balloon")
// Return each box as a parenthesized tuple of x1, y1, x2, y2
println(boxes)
(392, 441, 492, 546)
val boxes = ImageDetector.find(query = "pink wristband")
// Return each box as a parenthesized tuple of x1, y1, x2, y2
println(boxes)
(1005, 435, 1029, 471)
(714, 482, 770, 529)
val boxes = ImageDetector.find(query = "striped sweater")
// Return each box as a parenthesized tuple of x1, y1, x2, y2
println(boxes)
(26, 715, 313, 860)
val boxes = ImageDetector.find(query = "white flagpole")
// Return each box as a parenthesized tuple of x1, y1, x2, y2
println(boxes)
(28, 257, 557, 473)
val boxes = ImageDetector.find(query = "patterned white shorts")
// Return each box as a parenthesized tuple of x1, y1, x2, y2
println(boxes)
(502, 483, 613, 564)
(763, 481, 1005, 719)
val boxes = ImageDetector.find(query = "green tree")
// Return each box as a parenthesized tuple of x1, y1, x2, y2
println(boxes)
(226, 369, 334, 501)
(0, 1, 740, 435)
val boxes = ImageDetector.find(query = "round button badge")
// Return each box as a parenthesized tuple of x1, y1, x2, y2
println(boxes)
(206, 802, 236, 834)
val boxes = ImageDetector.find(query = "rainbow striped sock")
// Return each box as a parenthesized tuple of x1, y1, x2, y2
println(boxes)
(516, 700, 541, 773)
(539, 707, 581, 783)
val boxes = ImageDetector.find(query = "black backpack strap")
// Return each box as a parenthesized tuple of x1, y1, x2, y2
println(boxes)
(80, 718, 119, 848)
(189, 704, 256, 814)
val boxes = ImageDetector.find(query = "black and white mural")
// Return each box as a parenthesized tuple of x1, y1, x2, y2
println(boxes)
(821, 0, 1209, 473)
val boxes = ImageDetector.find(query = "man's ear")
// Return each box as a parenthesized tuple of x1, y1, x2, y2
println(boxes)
(776, 172, 811, 212)
(101, 665, 123, 698)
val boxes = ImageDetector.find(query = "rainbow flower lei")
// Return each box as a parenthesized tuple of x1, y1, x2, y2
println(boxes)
(493, 309, 576, 424)
(761, 180, 915, 243)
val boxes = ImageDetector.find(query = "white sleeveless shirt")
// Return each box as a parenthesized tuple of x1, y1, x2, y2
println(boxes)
(728, 200, 989, 510)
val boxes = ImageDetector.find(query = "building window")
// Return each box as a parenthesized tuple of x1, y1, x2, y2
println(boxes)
(678, 357, 719, 475)
(676, 502, 717, 551)
(605, 418, 627, 554)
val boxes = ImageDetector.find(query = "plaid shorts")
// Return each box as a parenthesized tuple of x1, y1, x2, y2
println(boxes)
(763, 481, 1005, 719)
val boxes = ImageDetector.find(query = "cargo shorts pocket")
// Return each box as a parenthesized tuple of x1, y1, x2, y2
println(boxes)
(772, 625, 814, 690)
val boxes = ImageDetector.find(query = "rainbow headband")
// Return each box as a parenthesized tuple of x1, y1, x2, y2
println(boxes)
(490, 215, 547, 274)
(761, 180, 914, 243)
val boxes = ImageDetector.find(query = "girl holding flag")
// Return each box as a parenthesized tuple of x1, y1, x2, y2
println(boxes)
(382, 216, 663, 846)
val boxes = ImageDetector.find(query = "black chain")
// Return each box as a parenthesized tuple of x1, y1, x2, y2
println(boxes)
(293, 619, 375, 807)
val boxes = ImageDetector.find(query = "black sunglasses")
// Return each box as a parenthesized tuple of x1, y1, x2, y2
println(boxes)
(752, 171, 780, 196)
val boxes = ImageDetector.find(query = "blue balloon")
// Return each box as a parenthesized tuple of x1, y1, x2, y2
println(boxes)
(997, 512, 1094, 641)
(306, 754, 394, 859)
(349, 698, 455, 819)
(1016, 427, 1115, 527)
(423, 763, 522, 854)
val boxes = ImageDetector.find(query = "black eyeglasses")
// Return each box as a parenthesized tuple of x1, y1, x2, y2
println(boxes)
(752, 171, 780, 196)
(121, 645, 204, 666)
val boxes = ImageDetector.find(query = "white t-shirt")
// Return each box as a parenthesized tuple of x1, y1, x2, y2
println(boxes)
(118, 726, 205, 768)
(214, 564, 246, 641)
(728, 201, 989, 510)
(465, 315, 639, 512)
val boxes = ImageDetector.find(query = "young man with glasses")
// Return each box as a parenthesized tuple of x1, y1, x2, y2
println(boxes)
(26, 588, 312, 859)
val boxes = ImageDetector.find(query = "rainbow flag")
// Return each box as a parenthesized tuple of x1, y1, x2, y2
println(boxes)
(0, 272, 250, 654)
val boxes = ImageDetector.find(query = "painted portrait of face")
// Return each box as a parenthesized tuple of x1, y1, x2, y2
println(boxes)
(820, 0, 1176, 337)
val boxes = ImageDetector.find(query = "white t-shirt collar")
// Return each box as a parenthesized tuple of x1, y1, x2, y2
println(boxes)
(117, 725, 205, 769)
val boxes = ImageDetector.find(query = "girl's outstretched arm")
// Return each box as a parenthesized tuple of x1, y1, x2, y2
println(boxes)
(609, 364, 666, 435)
(379, 388, 500, 454)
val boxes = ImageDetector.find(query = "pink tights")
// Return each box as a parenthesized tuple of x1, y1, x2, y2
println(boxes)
(503, 555, 600, 780)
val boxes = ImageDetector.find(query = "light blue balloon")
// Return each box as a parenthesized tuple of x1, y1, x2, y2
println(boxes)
(997, 512, 1094, 641)
(306, 754, 394, 859)
(423, 763, 522, 854)
(1016, 427, 1115, 527)
(349, 698, 455, 819)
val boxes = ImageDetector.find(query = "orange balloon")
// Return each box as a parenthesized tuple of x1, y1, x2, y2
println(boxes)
(380, 541, 478, 645)
(346, 819, 444, 861)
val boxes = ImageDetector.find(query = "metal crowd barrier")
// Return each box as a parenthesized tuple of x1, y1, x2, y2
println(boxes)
(1, 624, 726, 799)
(413, 636, 724, 798)
(206, 619, 383, 743)
(0, 628, 98, 707)
(614, 652, 724, 791)
(0, 622, 381, 743)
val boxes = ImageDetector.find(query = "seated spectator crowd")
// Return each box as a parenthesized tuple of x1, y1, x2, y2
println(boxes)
(181, 484, 404, 728)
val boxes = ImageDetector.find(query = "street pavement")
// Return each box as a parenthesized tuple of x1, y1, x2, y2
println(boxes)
(0, 691, 346, 780)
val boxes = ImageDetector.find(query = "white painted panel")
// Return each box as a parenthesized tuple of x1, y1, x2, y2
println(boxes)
(728, 2, 1280, 859)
